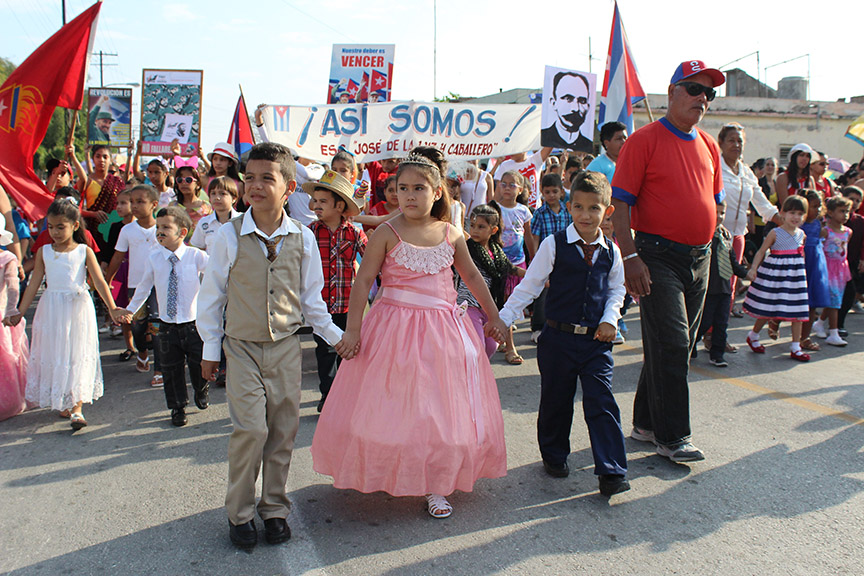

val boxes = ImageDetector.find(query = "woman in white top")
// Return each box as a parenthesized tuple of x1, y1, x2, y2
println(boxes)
(718, 123, 781, 311)
(458, 161, 494, 229)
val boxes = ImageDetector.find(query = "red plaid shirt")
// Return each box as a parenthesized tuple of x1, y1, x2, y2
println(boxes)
(309, 219, 367, 313)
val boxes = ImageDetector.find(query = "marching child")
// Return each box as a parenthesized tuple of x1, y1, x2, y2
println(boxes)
(311, 146, 507, 520)
(105, 185, 162, 386)
(812, 195, 853, 346)
(0, 226, 28, 421)
(798, 189, 831, 349)
(5, 199, 124, 430)
(190, 176, 240, 253)
(743, 195, 812, 361)
(457, 203, 523, 359)
(305, 170, 367, 412)
(172, 166, 212, 236)
(528, 173, 571, 343)
(197, 143, 344, 549)
(121, 206, 210, 426)
(837, 186, 864, 335)
(495, 171, 629, 497)
(693, 201, 749, 367)
(105, 189, 136, 360)
(494, 169, 536, 365)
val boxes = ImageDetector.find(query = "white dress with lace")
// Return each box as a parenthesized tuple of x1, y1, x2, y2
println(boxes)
(25, 244, 103, 411)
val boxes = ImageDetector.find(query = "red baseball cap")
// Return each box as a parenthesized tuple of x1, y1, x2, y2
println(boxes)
(670, 60, 725, 87)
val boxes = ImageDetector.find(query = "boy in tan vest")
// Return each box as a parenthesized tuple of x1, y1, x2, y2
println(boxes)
(198, 143, 343, 550)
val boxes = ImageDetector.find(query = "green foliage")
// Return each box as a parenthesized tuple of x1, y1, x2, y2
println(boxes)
(1, 56, 88, 176)
(434, 91, 462, 103)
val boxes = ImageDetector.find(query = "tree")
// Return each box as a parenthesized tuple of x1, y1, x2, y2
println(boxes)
(434, 91, 462, 103)
(1, 56, 88, 176)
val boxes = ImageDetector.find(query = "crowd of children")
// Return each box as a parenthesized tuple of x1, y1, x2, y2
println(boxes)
(1, 127, 863, 551)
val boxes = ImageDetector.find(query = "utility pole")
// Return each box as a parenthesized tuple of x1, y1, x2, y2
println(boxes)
(91, 50, 118, 87)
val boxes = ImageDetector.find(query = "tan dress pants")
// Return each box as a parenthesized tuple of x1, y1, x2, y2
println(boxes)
(223, 335, 301, 524)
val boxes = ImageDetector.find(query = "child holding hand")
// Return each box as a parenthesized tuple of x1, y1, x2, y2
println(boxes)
(5, 199, 125, 430)
(311, 146, 507, 520)
(812, 196, 853, 346)
(743, 195, 812, 361)
(494, 171, 630, 497)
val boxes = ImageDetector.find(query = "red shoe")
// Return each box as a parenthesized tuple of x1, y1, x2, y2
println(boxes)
(790, 350, 810, 362)
(746, 335, 765, 354)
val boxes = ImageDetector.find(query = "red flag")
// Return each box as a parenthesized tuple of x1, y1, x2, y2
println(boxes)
(357, 71, 369, 102)
(227, 92, 254, 160)
(346, 79, 359, 100)
(0, 2, 101, 221)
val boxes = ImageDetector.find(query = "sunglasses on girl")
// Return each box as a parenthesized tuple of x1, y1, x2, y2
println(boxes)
(178, 176, 196, 184)
(676, 81, 716, 102)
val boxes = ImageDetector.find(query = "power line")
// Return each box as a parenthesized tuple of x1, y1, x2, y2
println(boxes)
(3, 0, 39, 47)
(276, 0, 357, 42)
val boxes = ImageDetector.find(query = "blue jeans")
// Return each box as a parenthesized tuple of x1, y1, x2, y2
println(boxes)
(632, 234, 710, 447)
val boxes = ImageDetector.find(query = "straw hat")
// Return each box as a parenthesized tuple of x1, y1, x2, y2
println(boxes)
(302, 170, 361, 216)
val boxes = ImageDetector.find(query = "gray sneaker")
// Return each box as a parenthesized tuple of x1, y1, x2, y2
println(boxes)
(630, 426, 656, 444)
(656, 442, 705, 463)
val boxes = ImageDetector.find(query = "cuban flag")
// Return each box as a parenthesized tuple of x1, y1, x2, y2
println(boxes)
(272, 106, 289, 131)
(227, 93, 254, 160)
(598, 1, 646, 134)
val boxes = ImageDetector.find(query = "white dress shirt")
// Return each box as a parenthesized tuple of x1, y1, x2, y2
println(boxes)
(189, 209, 240, 252)
(499, 224, 626, 329)
(196, 209, 343, 361)
(127, 243, 209, 324)
(722, 159, 778, 237)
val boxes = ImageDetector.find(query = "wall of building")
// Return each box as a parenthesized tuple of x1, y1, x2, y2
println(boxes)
(633, 94, 864, 166)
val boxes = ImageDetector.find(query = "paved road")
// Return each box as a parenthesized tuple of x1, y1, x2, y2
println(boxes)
(2, 305, 863, 575)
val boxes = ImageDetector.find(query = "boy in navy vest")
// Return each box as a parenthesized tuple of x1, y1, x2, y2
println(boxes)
(494, 171, 630, 497)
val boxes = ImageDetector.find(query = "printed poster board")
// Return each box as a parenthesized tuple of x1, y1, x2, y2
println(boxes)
(327, 44, 395, 104)
(87, 87, 132, 147)
(140, 69, 203, 156)
(540, 66, 597, 153)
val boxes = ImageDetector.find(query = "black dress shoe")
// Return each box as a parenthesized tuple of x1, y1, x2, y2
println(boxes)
(839, 328, 849, 338)
(195, 384, 210, 410)
(542, 459, 569, 478)
(263, 517, 291, 544)
(229, 519, 257, 549)
(599, 474, 631, 497)
(171, 408, 187, 427)
(316, 398, 325, 413)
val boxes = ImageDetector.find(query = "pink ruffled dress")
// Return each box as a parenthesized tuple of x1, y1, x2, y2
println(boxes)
(0, 251, 29, 421)
(311, 222, 507, 496)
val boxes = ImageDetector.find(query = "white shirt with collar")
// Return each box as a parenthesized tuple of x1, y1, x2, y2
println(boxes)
(499, 224, 626, 328)
(721, 159, 778, 237)
(189, 209, 240, 252)
(127, 243, 209, 324)
(197, 209, 343, 361)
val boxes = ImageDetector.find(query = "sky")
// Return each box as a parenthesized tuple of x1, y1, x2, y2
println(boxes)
(2, 0, 863, 155)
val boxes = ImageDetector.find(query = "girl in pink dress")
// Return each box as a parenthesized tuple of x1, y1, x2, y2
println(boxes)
(813, 196, 853, 346)
(312, 147, 508, 519)
(0, 227, 29, 421)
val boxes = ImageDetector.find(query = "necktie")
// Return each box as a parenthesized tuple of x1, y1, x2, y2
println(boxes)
(576, 240, 597, 266)
(167, 253, 179, 320)
(716, 234, 733, 280)
(255, 233, 279, 262)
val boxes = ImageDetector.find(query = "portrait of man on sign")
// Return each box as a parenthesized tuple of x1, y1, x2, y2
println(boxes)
(541, 67, 597, 153)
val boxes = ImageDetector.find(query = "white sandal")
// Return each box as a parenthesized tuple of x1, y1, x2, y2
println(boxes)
(425, 494, 452, 519)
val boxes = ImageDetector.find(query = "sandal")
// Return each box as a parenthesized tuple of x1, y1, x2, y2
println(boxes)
(746, 335, 765, 354)
(58, 409, 71, 419)
(800, 338, 821, 351)
(505, 350, 524, 365)
(425, 494, 452, 519)
(70, 413, 87, 430)
(118, 349, 136, 362)
(767, 320, 780, 340)
(136, 355, 150, 373)
(150, 373, 164, 388)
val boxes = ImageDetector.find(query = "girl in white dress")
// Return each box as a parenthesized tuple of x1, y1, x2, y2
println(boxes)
(4, 198, 124, 430)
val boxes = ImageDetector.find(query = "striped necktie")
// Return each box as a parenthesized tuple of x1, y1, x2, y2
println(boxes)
(255, 233, 279, 262)
(716, 233, 733, 280)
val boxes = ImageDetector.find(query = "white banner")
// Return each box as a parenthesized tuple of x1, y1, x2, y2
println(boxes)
(261, 101, 541, 163)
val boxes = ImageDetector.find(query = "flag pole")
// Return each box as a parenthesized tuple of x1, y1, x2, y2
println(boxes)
(643, 97, 654, 123)
(66, 109, 78, 149)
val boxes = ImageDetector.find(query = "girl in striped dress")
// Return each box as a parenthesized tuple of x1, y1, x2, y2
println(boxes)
(743, 195, 811, 362)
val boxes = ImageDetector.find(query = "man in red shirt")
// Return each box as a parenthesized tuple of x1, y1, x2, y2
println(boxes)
(611, 60, 726, 463)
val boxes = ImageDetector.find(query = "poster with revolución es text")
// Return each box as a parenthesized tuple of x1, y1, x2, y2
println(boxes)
(327, 44, 394, 104)
(140, 69, 203, 156)
(87, 88, 132, 147)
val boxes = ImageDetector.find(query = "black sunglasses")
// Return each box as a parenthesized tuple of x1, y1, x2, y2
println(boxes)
(676, 81, 716, 102)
